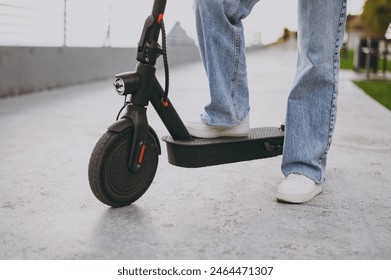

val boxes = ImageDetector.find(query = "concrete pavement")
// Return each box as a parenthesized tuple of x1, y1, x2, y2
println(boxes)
(0, 43, 390, 259)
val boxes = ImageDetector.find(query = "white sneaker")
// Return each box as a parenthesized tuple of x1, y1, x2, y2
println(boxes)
(276, 174, 323, 203)
(186, 116, 249, 138)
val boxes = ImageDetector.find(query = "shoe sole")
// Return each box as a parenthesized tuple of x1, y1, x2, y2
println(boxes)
(276, 185, 323, 204)
(187, 127, 249, 139)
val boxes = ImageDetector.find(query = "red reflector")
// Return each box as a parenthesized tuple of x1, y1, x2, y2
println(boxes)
(161, 98, 169, 107)
(138, 144, 146, 164)
(158, 13, 164, 24)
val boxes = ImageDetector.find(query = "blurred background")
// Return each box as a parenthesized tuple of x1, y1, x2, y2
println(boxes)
(0, 0, 367, 47)
(3, 0, 388, 99)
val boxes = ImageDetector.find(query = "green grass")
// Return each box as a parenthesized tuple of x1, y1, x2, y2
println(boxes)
(354, 80, 391, 110)
(340, 49, 355, 69)
(340, 49, 391, 72)
(340, 49, 391, 110)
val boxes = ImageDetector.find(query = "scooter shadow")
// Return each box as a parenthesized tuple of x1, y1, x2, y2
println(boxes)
(91, 204, 158, 259)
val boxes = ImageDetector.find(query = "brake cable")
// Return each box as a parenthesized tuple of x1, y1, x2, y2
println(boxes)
(160, 19, 170, 104)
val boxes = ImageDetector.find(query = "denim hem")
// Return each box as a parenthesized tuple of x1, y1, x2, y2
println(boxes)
(282, 164, 323, 184)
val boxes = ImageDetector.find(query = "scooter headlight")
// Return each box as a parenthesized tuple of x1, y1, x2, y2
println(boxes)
(113, 72, 141, 96)
(114, 78, 125, 95)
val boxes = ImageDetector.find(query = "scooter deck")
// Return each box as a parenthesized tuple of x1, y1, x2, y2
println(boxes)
(162, 127, 284, 168)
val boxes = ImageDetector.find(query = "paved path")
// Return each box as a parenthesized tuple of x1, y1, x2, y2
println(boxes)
(1, 43, 390, 259)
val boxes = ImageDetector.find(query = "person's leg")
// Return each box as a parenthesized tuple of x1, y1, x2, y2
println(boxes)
(278, 0, 347, 203)
(193, 0, 259, 127)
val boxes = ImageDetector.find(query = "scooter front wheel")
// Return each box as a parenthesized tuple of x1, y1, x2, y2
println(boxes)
(88, 128, 159, 207)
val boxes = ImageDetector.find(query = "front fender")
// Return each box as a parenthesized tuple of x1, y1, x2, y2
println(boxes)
(107, 118, 161, 155)
(107, 118, 132, 133)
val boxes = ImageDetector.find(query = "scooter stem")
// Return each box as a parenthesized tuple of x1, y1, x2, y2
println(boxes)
(137, 0, 167, 65)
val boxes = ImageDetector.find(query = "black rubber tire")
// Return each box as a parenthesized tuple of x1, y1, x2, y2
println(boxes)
(88, 128, 159, 207)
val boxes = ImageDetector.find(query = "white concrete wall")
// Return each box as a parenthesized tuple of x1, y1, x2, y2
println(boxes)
(0, 45, 200, 98)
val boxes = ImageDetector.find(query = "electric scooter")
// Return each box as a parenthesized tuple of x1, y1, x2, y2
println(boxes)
(88, 0, 285, 207)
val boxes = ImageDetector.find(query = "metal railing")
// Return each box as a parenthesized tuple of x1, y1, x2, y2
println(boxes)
(0, 1, 64, 46)
(0, 0, 117, 47)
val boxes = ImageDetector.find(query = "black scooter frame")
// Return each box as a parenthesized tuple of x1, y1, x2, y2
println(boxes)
(109, 0, 284, 171)
(109, 0, 192, 172)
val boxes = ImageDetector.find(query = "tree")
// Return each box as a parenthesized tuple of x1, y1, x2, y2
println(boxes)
(361, 0, 391, 37)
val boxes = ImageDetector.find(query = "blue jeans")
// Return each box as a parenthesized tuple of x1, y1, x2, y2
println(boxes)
(195, 0, 347, 183)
